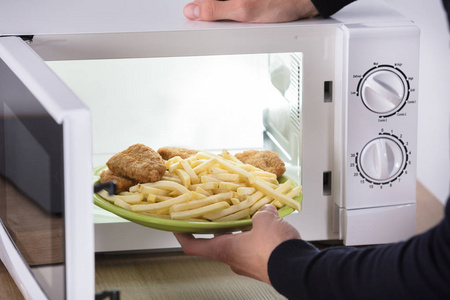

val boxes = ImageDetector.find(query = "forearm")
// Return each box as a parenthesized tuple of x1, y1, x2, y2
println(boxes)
(310, 0, 356, 17)
(268, 207, 450, 300)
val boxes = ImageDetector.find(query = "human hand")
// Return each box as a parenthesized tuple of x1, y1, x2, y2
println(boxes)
(183, 0, 319, 23)
(174, 204, 301, 284)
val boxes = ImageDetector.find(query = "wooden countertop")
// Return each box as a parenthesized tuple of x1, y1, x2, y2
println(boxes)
(1, 181, 445, 300)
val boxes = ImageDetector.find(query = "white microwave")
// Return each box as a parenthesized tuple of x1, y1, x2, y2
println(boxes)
(0, 0, 419, 299)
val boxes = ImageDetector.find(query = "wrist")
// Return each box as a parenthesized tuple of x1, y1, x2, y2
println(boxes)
(297, 0, 320, 19)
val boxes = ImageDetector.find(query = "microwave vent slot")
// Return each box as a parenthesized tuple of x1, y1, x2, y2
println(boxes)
(288, 53, 302, 132)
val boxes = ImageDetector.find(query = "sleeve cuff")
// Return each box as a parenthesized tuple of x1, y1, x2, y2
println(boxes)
(310, 0, 357, 18)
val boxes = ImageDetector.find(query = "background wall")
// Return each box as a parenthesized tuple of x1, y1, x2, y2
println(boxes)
(376, 0, 450, 204)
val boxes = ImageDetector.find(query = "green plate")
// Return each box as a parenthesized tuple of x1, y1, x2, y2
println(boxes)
(93, 164, 302, 234)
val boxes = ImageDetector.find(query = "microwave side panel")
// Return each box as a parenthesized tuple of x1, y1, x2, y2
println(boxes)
(0, 36, 94, 299)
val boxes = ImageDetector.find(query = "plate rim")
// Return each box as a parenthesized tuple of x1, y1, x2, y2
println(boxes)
(93, 164, 302, 233)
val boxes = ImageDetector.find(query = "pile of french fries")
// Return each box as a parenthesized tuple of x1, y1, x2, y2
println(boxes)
(97, 151, 302, 222)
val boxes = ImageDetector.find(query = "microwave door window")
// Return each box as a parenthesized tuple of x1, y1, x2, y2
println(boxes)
(0, 56, 65, 299)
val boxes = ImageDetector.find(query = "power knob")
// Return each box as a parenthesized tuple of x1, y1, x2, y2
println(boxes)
(359, 137, 406, 183)
(359, 67, 408, 114)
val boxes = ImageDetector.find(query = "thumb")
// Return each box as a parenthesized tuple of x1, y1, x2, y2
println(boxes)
(252, 204, 280, 227)
(184, 1, 233, 21)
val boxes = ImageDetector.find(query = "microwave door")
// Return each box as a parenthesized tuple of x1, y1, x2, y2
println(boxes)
(0, 36, 94, 300)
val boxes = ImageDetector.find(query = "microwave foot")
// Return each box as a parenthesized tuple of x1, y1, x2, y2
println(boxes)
(95, 290, 120, 300)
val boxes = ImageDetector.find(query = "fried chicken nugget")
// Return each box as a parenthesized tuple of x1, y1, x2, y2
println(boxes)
(100, 169, 137, 194)
(106, 144, 166, 183)
(235, 150, 286, 177)
(157, 147, 198, 160)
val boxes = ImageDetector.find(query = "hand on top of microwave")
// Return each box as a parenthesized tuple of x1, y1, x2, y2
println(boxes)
(174, 204, 301, 284)
(183, 0, 319, 23)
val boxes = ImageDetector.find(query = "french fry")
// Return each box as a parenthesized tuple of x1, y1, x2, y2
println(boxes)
(170, 201, 231, 220)
(192, 157, 218, 174)
(142, 180, 190, 195)
(247, 191, 265, 204)
(116, 193, 144, 204)
(138, 185, 170, 196)
(190, 191, 208, 200)
(189, 159, 207, 168)
(252, 179, 301, 212)
(155, 195, 173, 202)
(176, 168, 191, 188)
(98, 190, 144, 204)
(209, 173, 240, 182)
(98, 148, 302, 224)
(204, 198, 252, 220)
(195, 186, 212, 197)
(168, 162, 181, 173)
(147, 194, 157, 203)
(180, 160, 200, 184)
(157, 207, 170, 215)
(271, 185, 302, 208)
(197, 152, 256, 184)
(131, 193, 190, 212)
(217, 159, 256, 184)
(165, 156, 183, 168)
(162, 171, 183, 182)
(230, 198, 241, 205)
(221, 150, 244, 165)
(218, 182, 242, 191)
(97, 190, 115, 202)
(214, 208, 250, 222)
(114, 198, 132, 211)
(237, 187, 256, 196)
(191, 182, 219, 191)
(201, 175, 221, 183)
(250, 181, 293, 214)
(170, 192, 233, 213)
(209, 167, 228, 174)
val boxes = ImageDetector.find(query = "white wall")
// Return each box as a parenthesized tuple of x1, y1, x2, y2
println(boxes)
(377, 0, 450, 204)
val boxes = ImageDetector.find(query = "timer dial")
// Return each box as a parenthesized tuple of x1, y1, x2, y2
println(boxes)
(359, 137, 405, 183)
(360, 67, 408, 114)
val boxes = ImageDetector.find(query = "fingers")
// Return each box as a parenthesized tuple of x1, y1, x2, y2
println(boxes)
(184, 0, 235, 21)
(174, 232, 231, 260)
(253, 204, 302, 240)
(184, 0, 320, 23)
(252, 204, 279, 226)
(256, 203, 279, 215)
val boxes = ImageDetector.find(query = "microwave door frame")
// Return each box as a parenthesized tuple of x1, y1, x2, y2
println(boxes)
(0, 36, 94, 300)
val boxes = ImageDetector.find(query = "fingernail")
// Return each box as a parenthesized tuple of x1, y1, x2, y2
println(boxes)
(185, 4, 200, 19)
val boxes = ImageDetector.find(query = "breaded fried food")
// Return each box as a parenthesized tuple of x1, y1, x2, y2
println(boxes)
(235, 150, 286, 177)
(100, 169, 137, 194)
(107, 144, 166, 183)
(157, 146, 198, 160)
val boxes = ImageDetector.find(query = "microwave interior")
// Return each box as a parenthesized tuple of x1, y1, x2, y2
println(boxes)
(1, 50, 310, 296)
(46, 52, 306, 231)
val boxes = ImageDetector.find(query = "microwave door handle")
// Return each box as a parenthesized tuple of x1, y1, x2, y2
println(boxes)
(93, 181, 117, 195)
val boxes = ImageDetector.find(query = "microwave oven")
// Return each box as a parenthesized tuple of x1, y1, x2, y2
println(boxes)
(0, 0, 419, 299)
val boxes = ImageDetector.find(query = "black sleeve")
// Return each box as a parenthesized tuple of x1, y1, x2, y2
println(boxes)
(310, 0, 357, 18)
(268, 199, 450, 300)
(444, 0, 450, 29)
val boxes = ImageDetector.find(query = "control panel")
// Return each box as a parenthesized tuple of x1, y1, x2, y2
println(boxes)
(339, 24, 419, 211)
